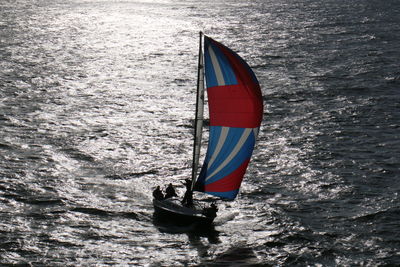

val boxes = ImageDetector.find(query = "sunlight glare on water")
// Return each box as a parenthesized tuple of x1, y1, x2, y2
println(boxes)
(0, 0, 399, 266)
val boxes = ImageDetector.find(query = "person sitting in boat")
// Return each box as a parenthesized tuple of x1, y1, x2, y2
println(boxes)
(202, 203, 218, 218)
(164, 183, 177, 199)
(181, 179, 193, 207)
(152, 186, 164, 200)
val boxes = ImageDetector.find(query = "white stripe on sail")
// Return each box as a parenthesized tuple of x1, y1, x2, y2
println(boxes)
(208, 45, 225, 86)
(205, 128, 253, 182)
(207, 126, 229, 170)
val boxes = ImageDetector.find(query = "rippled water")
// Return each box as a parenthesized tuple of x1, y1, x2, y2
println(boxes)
(1, 0, 399, 266)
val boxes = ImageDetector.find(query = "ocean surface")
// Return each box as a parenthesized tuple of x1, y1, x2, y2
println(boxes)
(1, 0, 399, 266)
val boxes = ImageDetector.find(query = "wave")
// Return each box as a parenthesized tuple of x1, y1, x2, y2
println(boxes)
(0, 143, 12, 150)
(70, 207, 140, 220)
(352, 206, 400, 222)
(60, 148, 95, 162)
(105, 170, 158, 179)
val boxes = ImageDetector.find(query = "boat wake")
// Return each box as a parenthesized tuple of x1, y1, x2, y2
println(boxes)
(213, 211, 239, 225)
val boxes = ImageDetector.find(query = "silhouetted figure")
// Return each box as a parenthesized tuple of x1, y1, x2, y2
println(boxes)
(152, 186, 164, 200)
(202, 203, 218, 218)
(165, 183, 177, 199)
(181, 179, 193, 207)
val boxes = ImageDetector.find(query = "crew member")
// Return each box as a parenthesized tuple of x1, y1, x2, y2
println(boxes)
(165, 183, 177, 199)
(181, 179, 193, 207)
(152, 186, 164, 200)
(202, 203, 218, 218)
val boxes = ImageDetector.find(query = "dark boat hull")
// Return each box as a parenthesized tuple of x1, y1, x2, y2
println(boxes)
(153, 198, 215, 225)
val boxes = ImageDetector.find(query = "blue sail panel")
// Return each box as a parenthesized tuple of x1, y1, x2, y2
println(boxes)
(204, 37, 237, 87)
(204, 128, 256, 185)
(195, 126, 258, 199)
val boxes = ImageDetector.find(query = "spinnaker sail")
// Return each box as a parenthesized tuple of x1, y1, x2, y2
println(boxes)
(194, 35, 263, 200)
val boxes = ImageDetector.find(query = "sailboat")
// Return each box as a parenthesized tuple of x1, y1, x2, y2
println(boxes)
(153, 32, 263, 225)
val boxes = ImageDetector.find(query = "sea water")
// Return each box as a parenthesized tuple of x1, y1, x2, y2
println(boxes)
(1, 0, 399, 265)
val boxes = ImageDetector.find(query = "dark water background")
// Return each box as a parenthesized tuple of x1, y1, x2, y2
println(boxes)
(1, 0, 399, 266)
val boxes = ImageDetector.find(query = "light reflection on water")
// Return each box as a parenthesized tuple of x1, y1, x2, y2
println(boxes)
(1, 0, 400, 266)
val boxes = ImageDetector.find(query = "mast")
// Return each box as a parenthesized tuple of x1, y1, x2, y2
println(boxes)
(190, 31, 205, 190)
